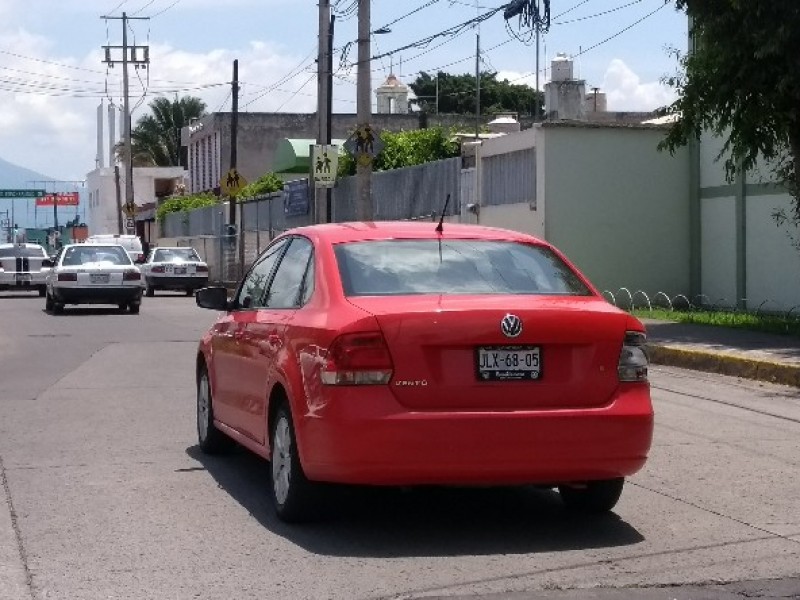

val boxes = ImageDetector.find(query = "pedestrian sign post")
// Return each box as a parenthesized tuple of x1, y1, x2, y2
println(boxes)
(312, 145, 338, 188)
(343, 125, 384, 166)
(221, 168, 247, 196)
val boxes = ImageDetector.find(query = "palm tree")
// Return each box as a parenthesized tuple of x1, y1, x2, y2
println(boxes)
(129, 95, 207, 167)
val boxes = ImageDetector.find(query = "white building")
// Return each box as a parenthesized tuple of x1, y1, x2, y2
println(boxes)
(85, 166, 187, 236)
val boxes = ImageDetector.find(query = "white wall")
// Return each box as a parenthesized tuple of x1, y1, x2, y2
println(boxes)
(700, 197, 737, 306)
(746, 195, 800, 309)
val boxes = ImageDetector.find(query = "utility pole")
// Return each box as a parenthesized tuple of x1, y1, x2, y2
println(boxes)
(115, 165, 123, 234)
(229, 59, 239, 227)
(315, 0, 331, 224)
(326, 15, 336, 223)
(535, 27, 540, 120)
(102, 12, 149, 233)
(475, 33, 481, 139)
(356, 0, 373, 220)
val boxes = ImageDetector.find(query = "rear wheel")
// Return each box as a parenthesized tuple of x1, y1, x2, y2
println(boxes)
(128, 302, 140, 314)
(196, 366, 234, 454)
(185, 288, 194, 297)
(37, 286, 46, 297)
(45, 291, 54, 312)
(559, 478, 625, 513)
(52, 301, 64, 315)
(269, 403, 319, 522)
(145, 282, 154, 297)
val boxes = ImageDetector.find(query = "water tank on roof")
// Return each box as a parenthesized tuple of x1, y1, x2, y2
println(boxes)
(551, 53, 574, 82)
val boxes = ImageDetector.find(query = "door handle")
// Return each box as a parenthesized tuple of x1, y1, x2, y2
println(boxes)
(233, 330, 244, 341)
(267, 333, 282, 348)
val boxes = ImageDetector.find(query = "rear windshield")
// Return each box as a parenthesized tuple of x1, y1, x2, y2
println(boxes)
(0, 246, 47, 258)
(335, 240, 593, 297)
(153, 248, 200, 262)
(61, 245, 132, 266)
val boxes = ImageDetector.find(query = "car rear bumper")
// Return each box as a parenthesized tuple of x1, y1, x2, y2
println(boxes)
(297, 384, 654, 486)
(52, 286, 142, 304)
(0, 273, 47, 289)
(146, 275, 208, 289)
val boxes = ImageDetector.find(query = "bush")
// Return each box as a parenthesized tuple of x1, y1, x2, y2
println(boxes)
(338, 127, 460, 177)
(156, 193, 217, 221)
(236, 172, 284, 200)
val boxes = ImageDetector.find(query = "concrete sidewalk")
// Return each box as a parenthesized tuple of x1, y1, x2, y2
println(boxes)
(643, 319, 800, 387)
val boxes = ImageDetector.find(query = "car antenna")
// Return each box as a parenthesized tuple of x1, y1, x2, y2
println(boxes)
(435, 193, 451, 234)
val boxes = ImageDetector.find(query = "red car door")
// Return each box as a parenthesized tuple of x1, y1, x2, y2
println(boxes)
(236, 237, 314, 445)
(210, 238, 289, 436)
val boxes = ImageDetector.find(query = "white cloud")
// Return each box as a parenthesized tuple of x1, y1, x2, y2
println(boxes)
(602, 58, 675, 112)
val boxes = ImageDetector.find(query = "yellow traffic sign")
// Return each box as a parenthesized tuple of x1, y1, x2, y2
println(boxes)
(221, 168, 247, 196)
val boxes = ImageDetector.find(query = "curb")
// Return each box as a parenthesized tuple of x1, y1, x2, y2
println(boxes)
(648, 344, 800, 388)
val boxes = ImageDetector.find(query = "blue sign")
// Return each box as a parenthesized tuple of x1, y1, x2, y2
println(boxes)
(283, 179, 309, 217)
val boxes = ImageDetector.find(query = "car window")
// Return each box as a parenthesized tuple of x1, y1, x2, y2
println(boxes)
(236, 238, 289, 309)
(334, 240, 592, 296)
(266, 238, 314, 309)
(0, 245, 47, 258)
(61, 245, 131, 266)
(153, 248, 200, 262)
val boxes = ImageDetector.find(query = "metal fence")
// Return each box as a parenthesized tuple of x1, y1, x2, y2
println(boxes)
(158, 158, 463, 284)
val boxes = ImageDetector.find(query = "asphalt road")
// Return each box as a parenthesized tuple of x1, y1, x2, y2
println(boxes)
(0, 292, 798, 600)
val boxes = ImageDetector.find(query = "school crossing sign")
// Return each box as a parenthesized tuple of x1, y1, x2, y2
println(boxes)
(311, 144, 338, 188)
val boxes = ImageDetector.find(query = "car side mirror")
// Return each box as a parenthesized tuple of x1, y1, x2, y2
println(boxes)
(196, 286, 231, 311)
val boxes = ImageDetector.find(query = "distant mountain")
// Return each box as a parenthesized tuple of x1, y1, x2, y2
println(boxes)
(0, 156, 54, 188)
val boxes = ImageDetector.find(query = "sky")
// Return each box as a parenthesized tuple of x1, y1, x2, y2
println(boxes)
(0, 0, 688, 189)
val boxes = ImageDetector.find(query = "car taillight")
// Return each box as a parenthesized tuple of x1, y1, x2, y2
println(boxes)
(58, 273, 77, 282)
(196, 265, 208, 273)
(123, 271, 141, 281)
(152, 266, 165, 273)
(321, 332, 393, 386)
(618, 331, 648, 382)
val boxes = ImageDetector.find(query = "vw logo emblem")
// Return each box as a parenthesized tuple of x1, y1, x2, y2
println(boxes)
(501, 314, 523, 338)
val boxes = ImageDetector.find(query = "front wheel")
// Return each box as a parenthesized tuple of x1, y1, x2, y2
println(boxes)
(558, 478, 625, 513)
(269, 403, 319, 522)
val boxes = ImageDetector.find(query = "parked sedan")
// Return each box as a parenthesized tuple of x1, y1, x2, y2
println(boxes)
(0, 243, 50, 296)
(45, 243, 143, 314)
(140, 246, 209, 296)
(194, 222, 653, 522)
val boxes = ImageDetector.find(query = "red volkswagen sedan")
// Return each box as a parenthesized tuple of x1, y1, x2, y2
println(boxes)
(195, 222, 653, 522)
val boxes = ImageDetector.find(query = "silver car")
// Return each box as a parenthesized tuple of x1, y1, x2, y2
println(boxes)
(0, 243, 50, 296)
(140, 247, 209, 297)
(45, 244, 143, 314)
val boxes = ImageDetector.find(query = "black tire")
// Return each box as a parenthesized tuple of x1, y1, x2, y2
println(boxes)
(559, 478, 625, 514)
(129, 302, 140, 314)
(145, 282, 154, 297)
(37, 286, 46, 297)
(52, 302, 64, 315)
(45, 291, 54, 312)
(185, 288, 194, 297)
(269, 403, 319, 522)
(196, 366, 234, 454)
(118, 302, 127, 311)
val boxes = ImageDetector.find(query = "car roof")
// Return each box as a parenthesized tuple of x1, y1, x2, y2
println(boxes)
(280, 221, 547, 245)
(0, 242, 45, 249)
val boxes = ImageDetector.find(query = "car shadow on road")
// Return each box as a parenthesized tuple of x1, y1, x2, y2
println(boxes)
(186, 445, 645, 558)
(42, 307, 137, 316)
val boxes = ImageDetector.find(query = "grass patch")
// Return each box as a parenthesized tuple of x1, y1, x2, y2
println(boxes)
(630, 308, 800, 338)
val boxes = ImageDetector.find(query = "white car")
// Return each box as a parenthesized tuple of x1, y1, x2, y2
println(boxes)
(84, 234, 145, 264)
(140, 247, 209, 297)
(0, 243, 51, 296)
(45, 243, 143, 314)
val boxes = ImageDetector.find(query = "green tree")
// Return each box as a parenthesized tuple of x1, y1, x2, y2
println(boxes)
(338, 127, 460, 177)
(409, 71, 542, 118)
(660, 2, 800, 220)
(155, 193, 217, 221)
(236, 172, 284, 200)
(130, 96, 207, 167)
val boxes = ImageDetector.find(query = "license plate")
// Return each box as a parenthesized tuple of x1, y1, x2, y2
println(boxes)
(164, 265, 174, 273)
(90, 274, 110, 284)
(476, 346, 541, 381)
(15, 274, 31, 283)
(174, 267, 186, 275)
